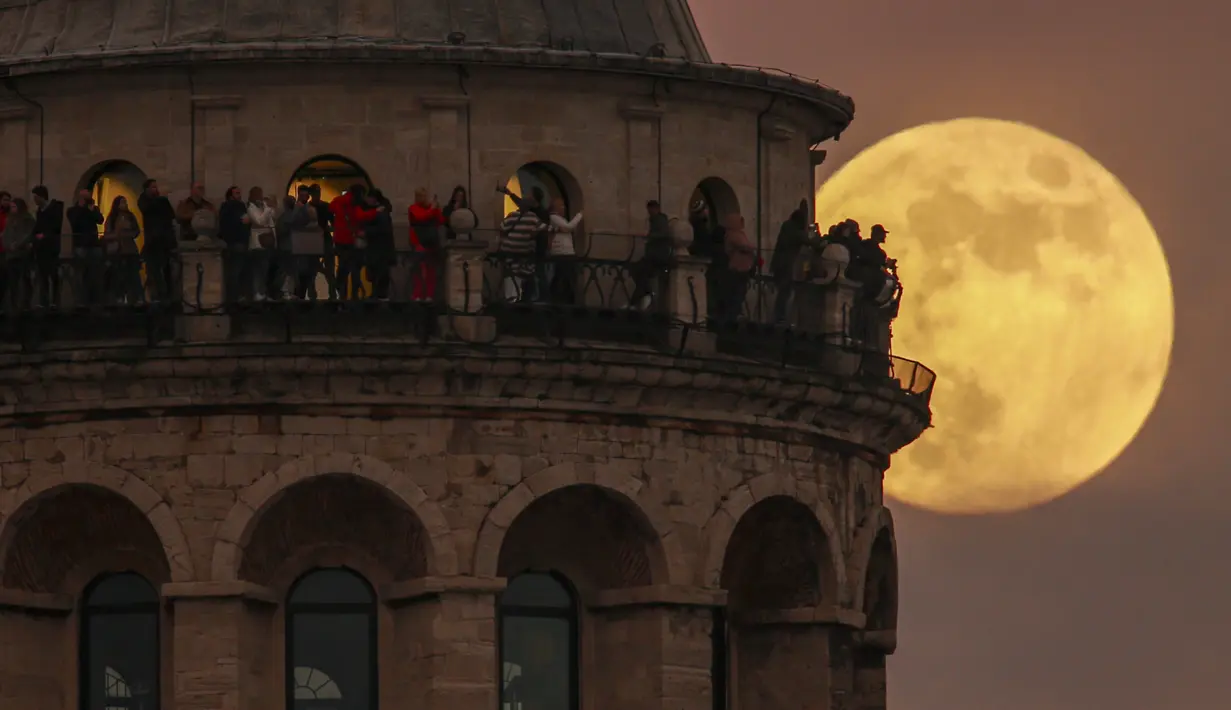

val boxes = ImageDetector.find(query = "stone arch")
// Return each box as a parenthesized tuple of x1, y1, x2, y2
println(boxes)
(211, 453, 455, 582)
(849, 506, 898, 629)
(77, 159, 148, 232)
(718, 495, 837, 610)
(702, 473, 845, 594)
(285, 153, 373, 203)
(688, 176, 741, 229)
(501, 159, 587, 248)
(0, 466, 194, 590)
(473, 462, 685, 586)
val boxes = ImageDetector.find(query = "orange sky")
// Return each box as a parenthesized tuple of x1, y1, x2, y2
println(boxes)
(689, 1, 1231, 708)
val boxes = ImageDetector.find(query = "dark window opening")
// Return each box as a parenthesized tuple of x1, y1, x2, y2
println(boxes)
(79, 572, 160, 710)
(498, 571, 579, 710)
(285, 568, 378, 710)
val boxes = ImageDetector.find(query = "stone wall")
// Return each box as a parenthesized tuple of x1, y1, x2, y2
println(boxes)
(0, 63, 818, 249)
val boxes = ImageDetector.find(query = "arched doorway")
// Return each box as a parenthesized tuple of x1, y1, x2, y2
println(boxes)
(78, 159, 148, 235)
(286, 155, 371, 203)
(688, 177, 740, 231)
(502, 162, 582, 218)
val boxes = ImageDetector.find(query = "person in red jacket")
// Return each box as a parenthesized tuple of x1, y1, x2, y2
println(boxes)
(406, 188, 444, 301)
(329, 184, 381, 299)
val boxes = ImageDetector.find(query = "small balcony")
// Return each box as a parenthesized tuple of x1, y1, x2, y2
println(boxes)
(0, 226, 935, 407)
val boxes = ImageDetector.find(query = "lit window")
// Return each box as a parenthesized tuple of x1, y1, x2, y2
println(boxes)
(286, 568, 377, 710)
(80, 572, 160, 710)
(498, 572, 578, 710)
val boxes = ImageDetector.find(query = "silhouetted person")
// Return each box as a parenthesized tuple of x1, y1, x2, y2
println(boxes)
(102, 196, 142, 304)
(770, 200, 810, 322)
(365, 189, 395, 300)
(628, 200, 672, 310)
(30, 185, 64, 308)
(137, 179, 177, 302)
(218, 185, 250, 302)
(66, 189, 104, 305)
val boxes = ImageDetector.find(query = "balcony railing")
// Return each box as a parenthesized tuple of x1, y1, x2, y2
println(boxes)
(0, 229, 935, 404)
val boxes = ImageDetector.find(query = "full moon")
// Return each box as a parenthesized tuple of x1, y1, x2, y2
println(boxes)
(814, 118, 1173, 514)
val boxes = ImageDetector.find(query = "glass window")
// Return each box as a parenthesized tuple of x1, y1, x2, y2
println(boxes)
(80, 572, 160, 710)
(498, 572, 578, 710)
(286, 568, 377, 710)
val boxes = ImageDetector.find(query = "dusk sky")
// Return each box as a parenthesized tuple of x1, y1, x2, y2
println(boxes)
(691, 1, 1230, 708)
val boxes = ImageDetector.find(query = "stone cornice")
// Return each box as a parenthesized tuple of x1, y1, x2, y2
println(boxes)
(0, 44, 854, 126)
(0, 587, 74, 614)
(161, 580, 277, 604)
(384, 575, 505, 605)
(0, 343, 929, 455)
(590, 584, 726, 609)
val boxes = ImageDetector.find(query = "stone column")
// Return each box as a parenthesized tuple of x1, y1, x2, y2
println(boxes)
(850, 630, 894, 710)
(731, 606, 863, 710)
(422, 96, 470, 205)
(620, 100, 663, 253)
(590, 586, 724, 710)
(758, 118, 796, 260)
(192, 95, 243, 197)
(162, 581, 278, 710)
(0, 589, 72, 710)
(176, 238, 230, 342)
(0, 105, 32, 192)
(385, 577, 503, 710)
(439, 240, 494, 341)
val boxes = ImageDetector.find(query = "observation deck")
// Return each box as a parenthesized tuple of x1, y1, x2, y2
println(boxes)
(0, 221, 932, 456)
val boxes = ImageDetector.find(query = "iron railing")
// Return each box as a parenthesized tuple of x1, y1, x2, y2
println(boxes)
(0, 235, 935, 405)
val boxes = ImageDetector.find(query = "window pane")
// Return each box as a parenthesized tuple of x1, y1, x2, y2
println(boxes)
(501, 573, 572, 609)
(86, 573, 158, 607)
(86, 611, 159, 710)
(288, 569, 373, 605)
(501, 615, 572, 710)
(290, 612, 371, 710)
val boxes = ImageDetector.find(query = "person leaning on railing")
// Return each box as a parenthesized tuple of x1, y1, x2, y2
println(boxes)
(2, 198, 35, 311)
(66, 189, 105, 306)
(769, 200, 810, 324)
(102, 196, 143, 305)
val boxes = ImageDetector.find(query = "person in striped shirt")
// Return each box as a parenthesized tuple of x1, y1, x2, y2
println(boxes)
(497, 201, 545, 302)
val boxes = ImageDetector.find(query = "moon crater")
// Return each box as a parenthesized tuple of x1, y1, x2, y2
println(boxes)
(815, 118, 1174, 514)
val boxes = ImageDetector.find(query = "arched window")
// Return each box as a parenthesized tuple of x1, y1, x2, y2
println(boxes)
(79, 572, 160, 710)
(286, 568, 377, 710)
(498, 572, 578, 710)
(78, 160, 149, 237)
(286, 155, 372, 204)
(688, 177, 740, 233)
(502, 162, 575, 218)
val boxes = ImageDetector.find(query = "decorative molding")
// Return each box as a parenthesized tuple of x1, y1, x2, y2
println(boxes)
(384, 575, 505, 605)
(760, 118, 796, 142)
(810, 148, 828, 167)
(161, 580, 277, 605)
(619, 99, 664, 121)
(0, 105, 33, 122)
(590, 584, 726, 610)
(191, 95, 244, 110)
(421, 95, 470, 110)
(0, 587, 74, 614)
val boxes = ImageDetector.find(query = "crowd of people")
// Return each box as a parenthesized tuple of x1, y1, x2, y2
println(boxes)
(0, 179, 896, 327)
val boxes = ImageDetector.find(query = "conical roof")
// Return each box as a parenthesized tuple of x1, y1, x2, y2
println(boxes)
(0, 0, 710, 63)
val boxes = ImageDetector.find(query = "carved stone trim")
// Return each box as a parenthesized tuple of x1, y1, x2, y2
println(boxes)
(191, 95, 244, 110)
(421, 95, 470, 110)
(760, 118, 796, 142)
(590, 584, 726, 609)
(0, 587, 74, 614)
(810, 148, 828, 166)
(619, 99, 664, 121)
(384, 575, 505, 605)
(161, 580, 277, 605)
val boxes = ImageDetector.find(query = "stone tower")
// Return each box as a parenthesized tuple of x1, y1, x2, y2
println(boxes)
(0, 1, 931, 710)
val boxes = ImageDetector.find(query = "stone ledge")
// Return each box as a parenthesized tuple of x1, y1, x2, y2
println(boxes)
(161, 580, 277, 604)
(385, 575, 506, 605)
(590, 584, 726, 609)
(735, 605, 866, 628)
(0, 587, 74, 613)
(854, 628, 897, 653)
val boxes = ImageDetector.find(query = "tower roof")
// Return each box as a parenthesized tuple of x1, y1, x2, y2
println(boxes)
(0, 0, 711, 64)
